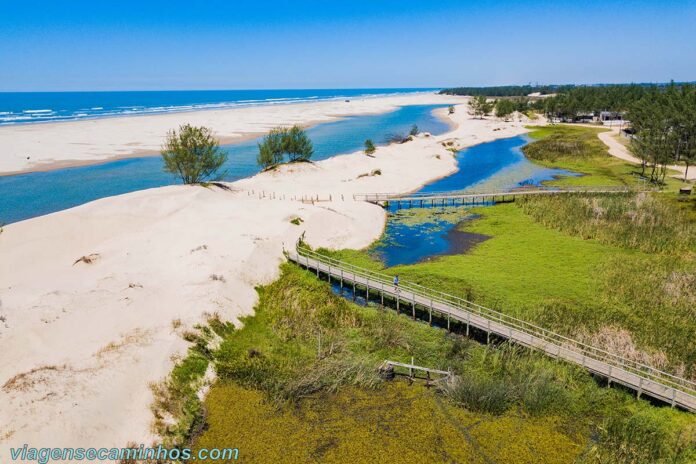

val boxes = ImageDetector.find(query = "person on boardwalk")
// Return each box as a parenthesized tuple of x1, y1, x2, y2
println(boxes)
(393, 275, 399, 292)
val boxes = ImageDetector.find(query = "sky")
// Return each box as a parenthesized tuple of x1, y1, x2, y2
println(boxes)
(1, 0, 695, 91)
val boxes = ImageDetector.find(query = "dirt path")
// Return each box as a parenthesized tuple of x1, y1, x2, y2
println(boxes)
(596, 128, 694, 181)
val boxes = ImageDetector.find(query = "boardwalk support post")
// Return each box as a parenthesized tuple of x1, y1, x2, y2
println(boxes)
(608, 365, 613, 387)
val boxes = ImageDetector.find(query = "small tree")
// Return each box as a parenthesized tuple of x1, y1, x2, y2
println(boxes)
(448, 105, 455, 115)
(257, 125, 314, 168)
(283, 125, 314, 162)
(161, 124, 227, 184)
(468, 95, 492, 119)
(257, 127, 286, 169)
(364, 139, 376, 156)
(481, 97, 494, 118)
(495, 99, 515, 121)
(409, 124, 419, 136)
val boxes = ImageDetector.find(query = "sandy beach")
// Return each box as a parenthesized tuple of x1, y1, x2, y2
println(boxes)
(0, 98, 537, 459)
(0, 93, 461, 176)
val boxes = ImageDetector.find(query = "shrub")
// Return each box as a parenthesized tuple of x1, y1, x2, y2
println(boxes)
(257, 125, 314, 168)
(283, 125, 314, 162)
(257, 127, 286, 169)
(161, 124, 227, 184)
(364, 139, 376, 156)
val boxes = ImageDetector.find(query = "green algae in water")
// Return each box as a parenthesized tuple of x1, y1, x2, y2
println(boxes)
(195, 382, 583, 464)
(370, 207, 489, 267)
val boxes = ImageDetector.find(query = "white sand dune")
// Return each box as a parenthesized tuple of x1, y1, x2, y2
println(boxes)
(0, 99, 537, 459)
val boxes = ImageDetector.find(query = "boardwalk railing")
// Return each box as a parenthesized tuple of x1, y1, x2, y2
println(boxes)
(286, 243, 696, 412)
(353, 185, 638, 204)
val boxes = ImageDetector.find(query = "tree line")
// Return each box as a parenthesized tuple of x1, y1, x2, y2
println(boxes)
(440, 85, 569, 97)
(627, 85, 696, 183)
(539, 83, 696, 183)
(467, 96, 530, 121)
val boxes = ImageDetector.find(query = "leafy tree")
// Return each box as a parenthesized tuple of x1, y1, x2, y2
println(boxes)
(283, 125, 314, 162)
(468, 95, 492, 119)
(161, 124, 227, 184)
(257, 127, 286, 169)
(495, 99, 516, 121)
(256, 125, 314, 168)
(364, 139, 376, 156)
(409, 124, 419, 136)
(448, 105, 455, 114)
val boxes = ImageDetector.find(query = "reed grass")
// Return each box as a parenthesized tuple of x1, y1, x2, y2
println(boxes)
(190, 264, 695, 462)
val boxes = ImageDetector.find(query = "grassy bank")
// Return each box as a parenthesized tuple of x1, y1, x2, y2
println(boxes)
(190, 264, 693, 463)
(523, 124, 692, 192)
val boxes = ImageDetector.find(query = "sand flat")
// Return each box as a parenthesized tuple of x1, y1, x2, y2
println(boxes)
(0, 101, 537, 457)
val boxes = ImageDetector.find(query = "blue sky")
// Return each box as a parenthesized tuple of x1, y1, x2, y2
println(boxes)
(2, 0, 695, 91)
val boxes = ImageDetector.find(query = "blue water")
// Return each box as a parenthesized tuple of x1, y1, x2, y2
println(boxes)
(420, 135, 576, 194)
(0, 88, 436, 125)
(372, 135, 579, 267)
(0, 104, 449, 224)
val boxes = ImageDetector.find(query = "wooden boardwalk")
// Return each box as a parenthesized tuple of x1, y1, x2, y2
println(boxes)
(354, 186, 638, 208)
(286, 245, 696, 412)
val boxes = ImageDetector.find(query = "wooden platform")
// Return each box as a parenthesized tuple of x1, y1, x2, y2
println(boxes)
(286, 245, 696, 412)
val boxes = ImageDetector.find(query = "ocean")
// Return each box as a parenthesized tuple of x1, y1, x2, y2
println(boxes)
(0, 88, 437, 125)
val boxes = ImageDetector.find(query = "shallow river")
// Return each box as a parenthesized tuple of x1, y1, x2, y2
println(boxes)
(0, 104, 449, 224)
